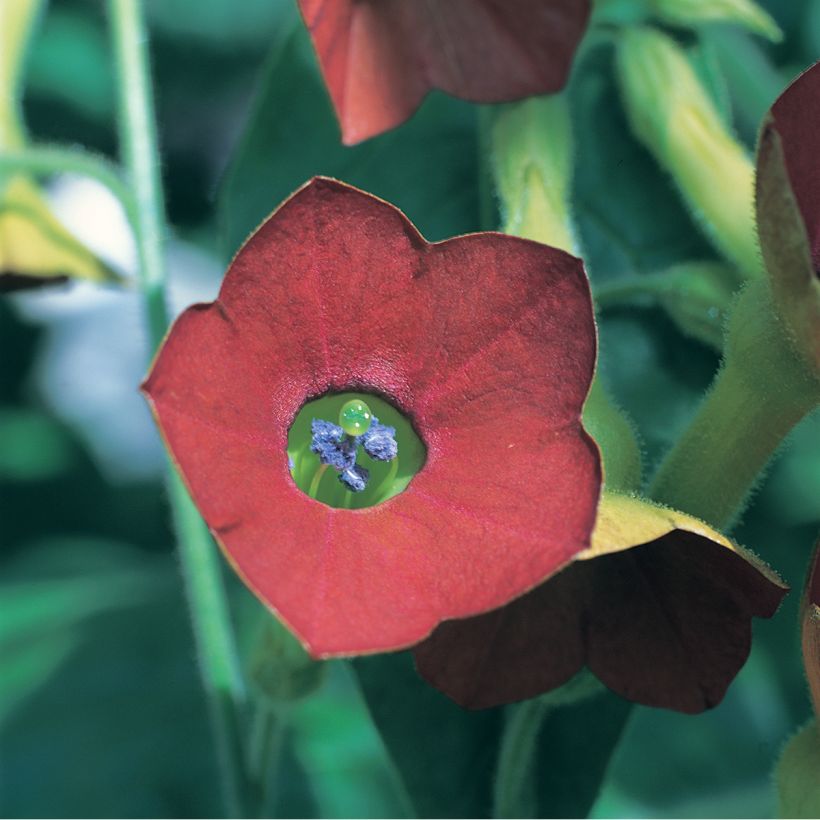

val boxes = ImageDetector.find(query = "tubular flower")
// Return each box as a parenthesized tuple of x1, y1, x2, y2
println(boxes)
(414, 492, 787, 712)
(297, 0, 592, 145)
(756, 61, 820, 374)
(141, 177, 601, 657)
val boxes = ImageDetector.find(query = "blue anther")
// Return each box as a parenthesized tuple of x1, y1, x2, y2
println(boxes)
(361, 416, 398, 462)
(339, 464, 369, 492)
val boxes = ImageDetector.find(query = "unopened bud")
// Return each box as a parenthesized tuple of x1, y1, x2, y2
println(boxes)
(616, 27, 761, 279)
(650, 0, 782, 42)
(491, 95, 577, 254)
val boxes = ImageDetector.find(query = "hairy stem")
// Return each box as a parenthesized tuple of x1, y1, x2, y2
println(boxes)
(650, 282, 820, 529)
(108, 0, 247, 814)
(0, 147, 137, 223)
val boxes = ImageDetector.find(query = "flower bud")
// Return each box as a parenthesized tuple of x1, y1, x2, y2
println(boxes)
(649, 0, 782, 42)
(616, 27, 761, 279)
(491, 95, 577, 254)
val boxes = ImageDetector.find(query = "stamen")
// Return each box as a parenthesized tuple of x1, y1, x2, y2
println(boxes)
(308, 463, 329, 499)
(361, 417, 398, 461)
(370, 455, 400, 504)
(292, 392, 416, 509)
(339, 464, 369, 492)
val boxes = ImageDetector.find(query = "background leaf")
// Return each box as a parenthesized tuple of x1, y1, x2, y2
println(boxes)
(219, 26, 481, 258)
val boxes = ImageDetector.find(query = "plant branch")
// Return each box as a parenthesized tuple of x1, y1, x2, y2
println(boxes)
(107, 0, 247, 814)
(0, 146, 137, 224)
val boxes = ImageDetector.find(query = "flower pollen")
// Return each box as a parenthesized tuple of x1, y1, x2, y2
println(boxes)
(309, 407, 399, 495)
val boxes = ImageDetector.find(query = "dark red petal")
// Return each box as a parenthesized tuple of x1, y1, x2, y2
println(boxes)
(143, 178, 600, 657)
(415, 531, 786, 712)
(298, 0, 591, 144)
(769, 61, 820, 269)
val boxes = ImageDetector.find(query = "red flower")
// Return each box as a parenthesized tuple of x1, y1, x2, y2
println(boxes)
(142, 177, 600, 657)
(766, 62, 820, 274)
(297, 0, 592, 145)
(414, 493, 787, 713)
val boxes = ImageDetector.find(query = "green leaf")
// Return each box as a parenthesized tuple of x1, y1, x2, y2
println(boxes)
(534, 691, 633, 818)
(355, 653, 634, 819)
(354, 652, 502, 818)
(0, 406, 75, 481)
(1, 537, 222, 816)
(219, 27, 480, 258)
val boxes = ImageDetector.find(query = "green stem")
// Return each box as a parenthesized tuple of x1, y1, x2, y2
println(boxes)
(492, 96, 643, 492)
(493, 698, 551, 819)
(650, 282, 820, 529)
(0, 147, 137, 224)
(108, 0, 168, 341)
(583, 376, 642, 492)
(108, 1, 247, 815)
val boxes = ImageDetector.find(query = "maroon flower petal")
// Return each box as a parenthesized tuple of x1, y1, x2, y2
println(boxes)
(414, 494, 787, 712)
(298, 0, 592, 144)
(142, 178, 600, 657)
(756, 62, 820, 373)
(768, 62, 820, 270)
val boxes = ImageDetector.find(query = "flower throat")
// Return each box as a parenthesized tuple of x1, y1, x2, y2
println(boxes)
(287, 392, 426, 509)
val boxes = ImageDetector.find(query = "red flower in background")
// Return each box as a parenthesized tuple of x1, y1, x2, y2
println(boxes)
(142, 178, 600, 657)
(756, 61, 820, 372)
(766, 62, 820, 274)
(297, 0, 592, 144)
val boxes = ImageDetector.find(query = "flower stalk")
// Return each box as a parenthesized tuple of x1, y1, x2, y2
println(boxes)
(107, 0, 247, 814)
(650, 280, 820, 530)
(491, 93, 643, 492)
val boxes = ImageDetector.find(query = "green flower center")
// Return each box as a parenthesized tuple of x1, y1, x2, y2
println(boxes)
(287, 392, 426, 509)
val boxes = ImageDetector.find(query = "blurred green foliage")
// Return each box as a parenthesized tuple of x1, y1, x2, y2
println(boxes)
(2, 0, 819, 817)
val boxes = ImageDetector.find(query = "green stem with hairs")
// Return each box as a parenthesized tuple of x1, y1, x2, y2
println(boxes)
(107, 0, 247, 814)
(0, 147, 137, 223)
(649, 281, 820, 530)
